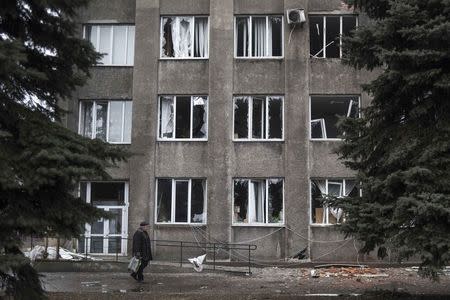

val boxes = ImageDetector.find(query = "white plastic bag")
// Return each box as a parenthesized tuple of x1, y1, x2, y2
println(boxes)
(128, 256, 141, 273)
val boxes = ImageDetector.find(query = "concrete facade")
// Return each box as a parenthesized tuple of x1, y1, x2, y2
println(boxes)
(70, 0, 378, 262)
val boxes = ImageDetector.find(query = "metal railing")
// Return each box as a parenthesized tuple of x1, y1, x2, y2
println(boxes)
(77, 236, 257, 274)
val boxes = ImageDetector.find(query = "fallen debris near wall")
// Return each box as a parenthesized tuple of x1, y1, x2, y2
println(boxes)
(310, 266, 388, 278)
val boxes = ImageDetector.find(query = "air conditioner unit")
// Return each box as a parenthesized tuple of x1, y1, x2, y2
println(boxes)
(286, 9, 306, 24)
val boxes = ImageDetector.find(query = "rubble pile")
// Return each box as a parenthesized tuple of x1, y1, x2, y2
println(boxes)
(24, 245, 101, 262)
(310, 266, 388, 278)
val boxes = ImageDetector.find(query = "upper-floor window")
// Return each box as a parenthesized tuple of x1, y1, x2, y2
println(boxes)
(158, 96, 208, 141)
(233, 96, 283, 141)
(311, 179, 358, 225)
(310, 95, 359, 140)
(84, 24, 135, 65)
(309, 15, 357, 58)
(235, 16, 283, 58)
(156, 178, 207, 224)
(79, 100, 132, 144)
(233, 178, 284, 225)
(161, 16, 209, 59)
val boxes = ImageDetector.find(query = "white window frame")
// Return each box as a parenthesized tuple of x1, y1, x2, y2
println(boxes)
(78, 100, 132, 144)
(309, 178, 359, 226)
(83, 24, 135, 66)
(159, 16, 210, 60)
(309, 14, 358, 59)
(234, 15, 284, 59)
(309, 95, 360, 141)
(80, 181, 129, 255)
(232, 178, 285, 227)
(232, 95, 284, 141)
(157, 96, 208, 142)
(155, 178, 208, 225)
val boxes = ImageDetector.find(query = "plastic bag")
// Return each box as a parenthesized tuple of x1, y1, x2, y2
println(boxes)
(128, 256, 141, 273)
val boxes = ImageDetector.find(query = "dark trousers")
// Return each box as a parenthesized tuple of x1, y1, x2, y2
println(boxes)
(133, 259, 149, 281)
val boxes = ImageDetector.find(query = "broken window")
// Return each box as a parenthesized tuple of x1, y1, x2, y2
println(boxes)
(235, 16, 283, 58)
(84, 24, 135, 65)
(233, 96, 283, 140)
(310, 96, 359, 139)
(158, 96, 208, 140)
(79, 100, 132, 143)
(161, 17, 209, 58)
(79, 182, 128, 254)
(156, 178, 207, 224)
(309, 15, 357, 58)
(233, 178, 284, 225)
(311, 179, 357, 224)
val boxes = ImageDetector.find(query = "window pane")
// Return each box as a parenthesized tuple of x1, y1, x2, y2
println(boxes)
(99, 26, 112, 64)
(91, 219, 104, 234)
(165, 17, 193, 58)
(80, 182, 87, 203)
(112, 26, 127, 65)
(191, 179, 205, 223)
(194, 17, 208, 57)
(108, 101, 124, 143)
(328, 181, 343, 197)
(126, 26, 135, 65)
(268, 97, 283, 139)
(85, 25, 98, 48)
(162, 17, 175, 57)
(234, 97, 249, 139)
(159, 97, 174, 138)
(309, 16, 324, 57)
(325, 16, 340, 58)
(345, 180, 358, 197)
(107, 237, 121, 254)
(90, 237, 103, 253)
(175, 181, 188, 223)
(268, 179, 283, 223)
(80, 101, 93, 138)
(234, 180, 248, 223)
(157, 179, 172, 223)
(342, 16, 357, 37)
(269, 16, 282, 57)
(95, 101, 108, 141)
(108, 209, 122, 234)
(236, 17, 249, 57)
(91, 182, 125, 206)
(78, 237, 86, 253)
(311, 180, 325, 223)
(249, 180, 265, 223)
(252, 17, 267, 57)
(192, 97, 207, 138)
(252, 97, 265, 139)
(175, 97, 191, 138)
(123, 101, 132, 143)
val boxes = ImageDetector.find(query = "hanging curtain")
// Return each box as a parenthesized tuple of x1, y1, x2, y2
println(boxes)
(245, 17, 250, 56)
(313, 180, 327, 223)
(267, 17, 273, 56)
(255, 181, 265, 222)
(253, 17, 266, 56)
(328, 181, 344, 223)
(160, 98, 174, 138)
(248, 181, 256, 223)
(194, 18, 208, 57)
(162, 18, 174, 57)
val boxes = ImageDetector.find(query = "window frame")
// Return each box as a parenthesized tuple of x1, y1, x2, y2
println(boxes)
(308, 14, 358, 59)
(78, 99, 132, 144)
(309, 178, 359, 226)
(309, 95, 360, 141)
(82, 23, 135, 66)
(234, 15, 284, 59)
(232, 178, 285, 227)
(159, 16, 210, 60)
(232, 95, 284, 142)
(157, 95, 209, 142)
(155, 178, 208, 225)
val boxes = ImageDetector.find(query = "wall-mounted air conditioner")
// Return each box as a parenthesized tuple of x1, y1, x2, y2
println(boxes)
(286, 9, 306, 24)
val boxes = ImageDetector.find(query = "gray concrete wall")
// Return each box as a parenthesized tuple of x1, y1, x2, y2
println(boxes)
(68, 0, 380, 262)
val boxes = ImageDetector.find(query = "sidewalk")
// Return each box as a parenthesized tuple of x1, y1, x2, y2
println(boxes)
(43, 263, 450, 299)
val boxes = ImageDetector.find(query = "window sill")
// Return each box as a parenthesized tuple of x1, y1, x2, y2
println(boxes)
(232, 223, 285, 228)
(157, 139, 208, 142)
(235, 57, 284, 60)
(154, 223, 207, 227)
(309, 57, 343, 61)
(310, 138, 343, 142)
(310, 223, 341, 227)
(159, 57, 209, 61)
(233, 139, 284, 143)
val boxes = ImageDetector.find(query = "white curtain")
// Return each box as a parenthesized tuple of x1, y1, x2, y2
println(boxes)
(194, 18, 208, 57)
(328, 181, 344, 223)
(172, 17, 192, 57)
(160, 98, 174, 138)
(248, 181, 265, 223)
(253, 17, 266, 57)
(314, 180, 327, 223)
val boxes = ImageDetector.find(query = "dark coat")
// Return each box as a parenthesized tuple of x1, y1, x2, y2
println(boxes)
(132, 228, 152, 261)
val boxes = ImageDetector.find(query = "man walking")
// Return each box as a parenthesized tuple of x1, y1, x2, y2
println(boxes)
(131, 221, 152, 282)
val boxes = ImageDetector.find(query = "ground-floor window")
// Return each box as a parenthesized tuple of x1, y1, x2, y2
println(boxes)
(78, 182, 129, 255)
(233, 178, 284, 225)
(310, 179, 357, 225)
(156, 178, 207, 224)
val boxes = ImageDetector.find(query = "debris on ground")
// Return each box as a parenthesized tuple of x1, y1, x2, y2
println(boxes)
(310, 266, 388, 278)
(24, 245, 101, 261)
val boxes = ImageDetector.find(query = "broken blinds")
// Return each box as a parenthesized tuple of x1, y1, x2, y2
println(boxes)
(309, 15, 357, 58)
(161, 17, 209, 58)
(310, 96, 359, 139)
(159, 96, 208, 140)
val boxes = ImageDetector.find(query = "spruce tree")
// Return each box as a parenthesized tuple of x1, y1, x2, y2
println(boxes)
(0, 0, 127, 298)
(335, 0, 450, 279)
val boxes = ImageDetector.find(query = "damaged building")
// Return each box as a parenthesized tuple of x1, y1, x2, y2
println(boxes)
(64, 0, 376, 262)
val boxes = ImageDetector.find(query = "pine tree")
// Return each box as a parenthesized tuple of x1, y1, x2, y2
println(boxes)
(335, 0, 450, 279)
(0, 1, 127, 298)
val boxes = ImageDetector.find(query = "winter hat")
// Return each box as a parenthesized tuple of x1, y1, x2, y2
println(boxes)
(140, 221, 149, 226)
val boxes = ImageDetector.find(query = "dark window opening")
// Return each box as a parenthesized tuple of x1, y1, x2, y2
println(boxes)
(157, 179, 172, 223)
(234, 97, 249, 139)
(268, 97, 283, 139)
(175, 181, 189, 223)
(325, 16, 340, 58)
(91, 182, 125, 206)
(175, 97, 191, 138)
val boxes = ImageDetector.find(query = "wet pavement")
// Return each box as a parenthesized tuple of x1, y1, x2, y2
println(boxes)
(43, 263, 450, 299)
